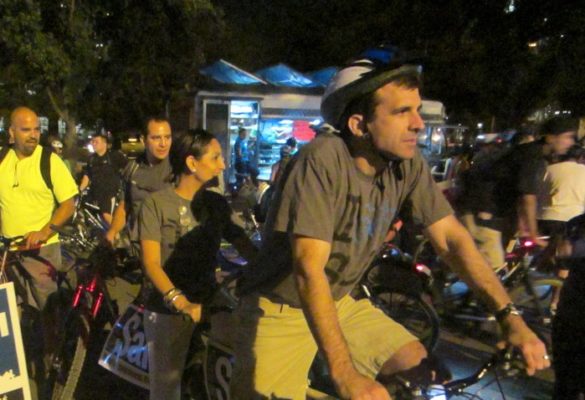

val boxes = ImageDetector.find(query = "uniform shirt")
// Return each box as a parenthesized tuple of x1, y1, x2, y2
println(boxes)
(234, 136, 249, 163)
(85, 150, 127, 200)
(239, 133, 453, 307)
(0, 145, 78, 245)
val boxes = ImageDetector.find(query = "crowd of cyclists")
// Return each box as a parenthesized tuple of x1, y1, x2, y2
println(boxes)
(1, 46, 584, 400)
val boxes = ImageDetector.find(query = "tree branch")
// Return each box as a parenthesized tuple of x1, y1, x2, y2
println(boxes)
(69, 0, 76, 27)
(46, 87, 67, 120)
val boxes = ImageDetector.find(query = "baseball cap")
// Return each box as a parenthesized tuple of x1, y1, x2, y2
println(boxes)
(540, 116, 579, 136)
(321, 45, 423, 128)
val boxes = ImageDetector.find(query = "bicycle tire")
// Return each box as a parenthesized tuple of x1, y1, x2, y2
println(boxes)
(371, 288, 440, 353)
(509, 278, 563, 348)
(48, 307, 90, 400)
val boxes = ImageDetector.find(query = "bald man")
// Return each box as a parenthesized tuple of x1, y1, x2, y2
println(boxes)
(0, 107, 78, 309)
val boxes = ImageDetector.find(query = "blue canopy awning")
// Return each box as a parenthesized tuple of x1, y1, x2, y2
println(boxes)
(305, 67, 338, 87)
(254, 63, 320, 88)
(199, 59, 267, 85)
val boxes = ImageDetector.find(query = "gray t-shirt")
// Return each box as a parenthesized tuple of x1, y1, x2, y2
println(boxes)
(239, 133, 453, 307)
(139, 186, 245, 313)
(120, 155, 173, 237)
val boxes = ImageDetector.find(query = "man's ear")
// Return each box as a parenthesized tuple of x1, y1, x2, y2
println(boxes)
(8, 126, 15, 143)
(347, 114, 368, 138)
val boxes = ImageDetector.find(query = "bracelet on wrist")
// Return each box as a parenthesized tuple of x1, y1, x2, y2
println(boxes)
(163, 287, 177, 298)
(495, 303, 522, 323)
(163, 288, 184, 311)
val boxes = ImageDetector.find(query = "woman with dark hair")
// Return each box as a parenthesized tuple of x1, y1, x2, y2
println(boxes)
(139, 129, 257, 399)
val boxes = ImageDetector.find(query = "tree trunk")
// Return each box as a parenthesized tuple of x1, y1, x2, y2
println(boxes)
(46, 86, 79, 161)
(63, 115, 77, 150)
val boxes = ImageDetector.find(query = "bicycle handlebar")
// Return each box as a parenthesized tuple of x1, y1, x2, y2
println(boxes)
(433, 348, 524, 398)
(0, 235, 25, 249)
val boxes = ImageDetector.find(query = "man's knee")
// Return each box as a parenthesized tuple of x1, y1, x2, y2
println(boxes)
(378, 340, 427, 378)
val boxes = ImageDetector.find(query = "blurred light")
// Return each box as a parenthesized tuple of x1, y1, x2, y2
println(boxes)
(477, 123, 483, 129)
(528, 42, 538, 48)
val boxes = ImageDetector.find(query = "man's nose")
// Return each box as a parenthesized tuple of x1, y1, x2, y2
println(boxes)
(411, 112, 425, 132)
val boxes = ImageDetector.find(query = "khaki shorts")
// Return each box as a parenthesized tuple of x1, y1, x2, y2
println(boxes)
(230, 294, 417, 400)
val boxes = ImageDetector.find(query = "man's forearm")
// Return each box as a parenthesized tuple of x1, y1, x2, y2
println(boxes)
(295, 267, 355, 382)
(108, 201, 127, 235)
(426, 216, 512, 312)
(42, 197, 76, 236)
(79, 175, 89, 191)
(518, 194, 539, 239)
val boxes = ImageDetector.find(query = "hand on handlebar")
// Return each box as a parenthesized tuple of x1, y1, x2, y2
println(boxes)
(498, 316, 550, 375)
(103, 229, 117, 246)
(334, 367, 391, 400)
(23, 230, 50, 250)
(175, 298, 202, 323)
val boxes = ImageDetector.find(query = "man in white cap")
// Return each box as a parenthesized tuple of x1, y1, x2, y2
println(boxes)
(232, 48, 549, 399)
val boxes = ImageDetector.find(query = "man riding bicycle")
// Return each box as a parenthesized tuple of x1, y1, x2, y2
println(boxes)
(232, 47, 549, 399)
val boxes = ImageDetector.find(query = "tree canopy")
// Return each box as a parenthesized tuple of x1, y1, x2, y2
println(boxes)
(215, 0, 584, 129)
(1, 0, 583, 135)
(0, 0, 223, 144)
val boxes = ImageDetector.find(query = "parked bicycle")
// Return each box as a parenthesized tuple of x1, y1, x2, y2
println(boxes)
(45, 225, 141, 400)
(356, 242, 440, 352)
(1, 234, 80, 400)
(412, 236, 562, 348)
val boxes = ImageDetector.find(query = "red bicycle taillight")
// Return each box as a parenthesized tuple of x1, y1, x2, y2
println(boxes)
(72, 284, 83, 307)
(92, 292, 104, 319)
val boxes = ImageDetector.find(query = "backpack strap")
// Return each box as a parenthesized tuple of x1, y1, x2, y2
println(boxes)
(40, 146, 59, 206)
(121, 159, 140, 225)
(40, 146, 53, 191)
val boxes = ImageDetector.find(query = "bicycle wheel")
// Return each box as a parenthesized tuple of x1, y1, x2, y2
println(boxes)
(371, 288, 440, 353)
(509, 278, 563, 348)
(48, 306, 90, 400)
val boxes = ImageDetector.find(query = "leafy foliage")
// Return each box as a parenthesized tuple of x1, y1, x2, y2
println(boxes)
(0, 0, 223, 138)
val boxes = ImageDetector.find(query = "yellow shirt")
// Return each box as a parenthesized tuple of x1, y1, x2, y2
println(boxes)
(0, 145, 78, 245)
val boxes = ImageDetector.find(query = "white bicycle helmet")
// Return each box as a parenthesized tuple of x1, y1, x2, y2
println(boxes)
(321, 46, 422, 128)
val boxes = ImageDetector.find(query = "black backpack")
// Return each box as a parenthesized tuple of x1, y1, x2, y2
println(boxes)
(0, 145, 56, 198)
